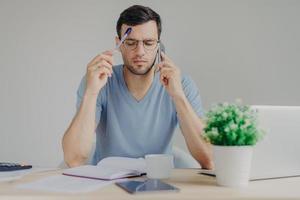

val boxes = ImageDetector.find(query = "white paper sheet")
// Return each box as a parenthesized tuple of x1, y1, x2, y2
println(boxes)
(0, 167, 58, 182)
(16, 175, 117, 193)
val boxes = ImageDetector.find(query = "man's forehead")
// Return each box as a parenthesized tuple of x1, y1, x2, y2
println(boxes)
(120, 21, 158, 39)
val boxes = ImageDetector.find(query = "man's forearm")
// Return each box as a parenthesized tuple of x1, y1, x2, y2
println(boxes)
(62, 93, 98, 167)
(173, 95, 214, 169)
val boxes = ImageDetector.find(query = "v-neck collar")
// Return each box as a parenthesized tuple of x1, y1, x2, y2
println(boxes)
(120, 65, 158, 104)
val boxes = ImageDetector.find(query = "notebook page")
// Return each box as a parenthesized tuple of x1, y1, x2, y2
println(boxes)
(97, 157, 146, 173)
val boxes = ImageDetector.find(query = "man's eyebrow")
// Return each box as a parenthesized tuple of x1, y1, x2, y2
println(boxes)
(125, 37, 158, 41)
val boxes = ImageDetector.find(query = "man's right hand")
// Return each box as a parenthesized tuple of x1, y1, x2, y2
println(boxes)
(85, 50, 114, 96)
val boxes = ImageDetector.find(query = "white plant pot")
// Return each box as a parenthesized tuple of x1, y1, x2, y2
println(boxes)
(213, 145, 253, 187)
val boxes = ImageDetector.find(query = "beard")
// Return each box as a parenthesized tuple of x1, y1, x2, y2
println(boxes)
(123, 56, 156, 76)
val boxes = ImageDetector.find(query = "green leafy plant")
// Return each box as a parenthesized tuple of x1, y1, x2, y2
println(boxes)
(203, 102, 264, 146)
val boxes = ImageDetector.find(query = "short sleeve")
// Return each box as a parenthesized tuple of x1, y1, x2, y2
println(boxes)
(76, 76, 104, 125)
(181, 74, 204, 118)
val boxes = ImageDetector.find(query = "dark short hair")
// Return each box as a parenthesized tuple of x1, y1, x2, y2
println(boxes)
(116, 5, 162, 39)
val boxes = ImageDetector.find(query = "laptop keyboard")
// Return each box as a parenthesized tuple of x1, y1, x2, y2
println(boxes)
(0, 162, 32, 171)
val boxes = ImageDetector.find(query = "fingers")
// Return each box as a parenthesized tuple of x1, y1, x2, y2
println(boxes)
(89, 64, 111, 80)
(87, 50, 115, 79)
(103, 50, 114, 56)
(88, 60, 113, 77)
(88, 50, 114, 67)
(88, 59, 113, 79)
(160, 51, 171, 62)
(95, 59, 113, 73)
(156, 61, 173, 72)
(159, 68, 173, 86)
(97, 66, 112, 79)
(156, 53, 175, 72)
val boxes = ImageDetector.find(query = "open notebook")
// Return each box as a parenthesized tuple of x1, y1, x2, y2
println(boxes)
(62, 157, 146, 180)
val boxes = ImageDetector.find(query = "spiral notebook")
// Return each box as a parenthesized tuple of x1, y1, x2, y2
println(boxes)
(62, 157, 146, 180)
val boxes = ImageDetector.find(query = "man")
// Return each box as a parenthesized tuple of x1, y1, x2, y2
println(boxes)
(62, 5, 213, 169)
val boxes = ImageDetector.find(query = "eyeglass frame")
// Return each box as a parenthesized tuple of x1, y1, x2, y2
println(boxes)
(120, 38, 160, 51)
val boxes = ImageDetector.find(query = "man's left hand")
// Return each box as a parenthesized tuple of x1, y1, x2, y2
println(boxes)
(156, 52, 185, 99)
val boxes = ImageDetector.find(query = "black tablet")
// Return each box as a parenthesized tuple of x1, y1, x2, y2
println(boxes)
(116, 179, 179, 194)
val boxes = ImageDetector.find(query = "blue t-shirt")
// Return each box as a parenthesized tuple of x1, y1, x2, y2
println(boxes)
(76, 64, 204, 165)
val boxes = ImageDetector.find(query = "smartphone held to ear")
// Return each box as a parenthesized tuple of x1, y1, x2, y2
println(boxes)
(157, 42, 165, 63)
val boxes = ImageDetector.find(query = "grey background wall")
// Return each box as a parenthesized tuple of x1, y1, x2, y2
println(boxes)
(0, 0, 299, 167)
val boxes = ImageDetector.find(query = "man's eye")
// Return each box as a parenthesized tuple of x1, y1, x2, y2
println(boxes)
(125, 41, 136, 46)
(126, 42, 135, 46)
(144, 41, 156, 46)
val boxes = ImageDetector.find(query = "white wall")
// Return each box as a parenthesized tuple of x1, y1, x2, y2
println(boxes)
(0, 0, 299, 167)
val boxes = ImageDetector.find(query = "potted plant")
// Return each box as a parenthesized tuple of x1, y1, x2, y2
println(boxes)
(203, 101, 264, 187)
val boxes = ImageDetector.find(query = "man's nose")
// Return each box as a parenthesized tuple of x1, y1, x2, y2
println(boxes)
(135, 41, 146, 57)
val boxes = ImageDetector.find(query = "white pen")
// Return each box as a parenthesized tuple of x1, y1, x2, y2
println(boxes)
(114, 27, 132, 52)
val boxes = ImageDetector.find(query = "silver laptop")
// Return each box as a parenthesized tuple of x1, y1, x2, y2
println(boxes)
(250, 105, 300, 180)
(200, 105, 300, 181)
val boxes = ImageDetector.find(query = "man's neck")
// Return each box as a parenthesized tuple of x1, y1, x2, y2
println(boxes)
(123, 66, 155, 101)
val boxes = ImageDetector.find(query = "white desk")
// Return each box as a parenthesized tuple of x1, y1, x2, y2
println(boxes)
(0, 168, 300, 199)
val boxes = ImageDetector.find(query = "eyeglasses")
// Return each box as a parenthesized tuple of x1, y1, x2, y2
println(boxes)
(122, 39, 160, 51)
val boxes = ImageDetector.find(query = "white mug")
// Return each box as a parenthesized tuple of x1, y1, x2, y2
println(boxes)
(145, 154, 174, 179)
